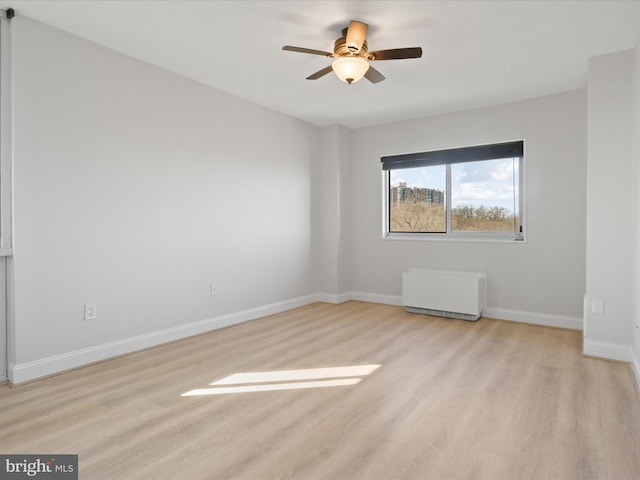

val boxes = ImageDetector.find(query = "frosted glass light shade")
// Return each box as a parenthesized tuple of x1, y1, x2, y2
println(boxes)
(332, 56, 370, 84)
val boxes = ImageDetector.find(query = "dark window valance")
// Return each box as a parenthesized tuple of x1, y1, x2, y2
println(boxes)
(381, 140, 524, 171)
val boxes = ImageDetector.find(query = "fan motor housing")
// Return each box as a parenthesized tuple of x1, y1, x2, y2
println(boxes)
(334, 36, 368, 56)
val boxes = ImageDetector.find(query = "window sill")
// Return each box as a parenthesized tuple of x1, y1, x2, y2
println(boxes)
(382, 233, 526, 244)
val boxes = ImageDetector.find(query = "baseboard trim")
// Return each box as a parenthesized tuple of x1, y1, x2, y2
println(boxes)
(314, 292, 352, 304)
(483, 307, 583, 331)
(583, 339, 631, 362)
(344, 295, 582, 330)
(9, 294, 321, 385)
(8, 291, 587, 384)
(349, 291, 403, 306)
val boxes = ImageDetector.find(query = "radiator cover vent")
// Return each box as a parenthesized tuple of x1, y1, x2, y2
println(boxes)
(402, 269, 487, 322)
(405, 306, 481, 322)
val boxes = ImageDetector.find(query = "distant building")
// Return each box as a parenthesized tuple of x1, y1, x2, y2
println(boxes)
(391, 183, 444, 205)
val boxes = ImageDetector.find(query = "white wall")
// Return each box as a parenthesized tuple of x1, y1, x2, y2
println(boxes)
(312, 125, 352, 298)
(584, 51, 634, 360)
(9, 17, 319, 381)
(10, 15, 638, 383)
(350, 91, 587, 326)
(632, 32, 640, 380)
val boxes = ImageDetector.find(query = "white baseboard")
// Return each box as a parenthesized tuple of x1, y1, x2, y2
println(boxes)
(583, 338, 631, 362)
(9, 294, 321, 385)
(314, 292, 353, 304)
(483, 307, 583, 330)
(7, 291, 588, 385)
(349, 291, 403, 306)
(344, 295, 582, 330)
(291, 291, 402, 306)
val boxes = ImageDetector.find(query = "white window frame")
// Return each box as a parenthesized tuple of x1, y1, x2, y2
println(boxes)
(382, 140, 526, 243)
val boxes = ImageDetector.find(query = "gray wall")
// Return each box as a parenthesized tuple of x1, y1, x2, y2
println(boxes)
(584, 51, 634, 357)
(312, 125, 352, 298)
(10, 14, 639, 383)
(633, 31, 640, 374)
(350, 91, 587, 322)
(10, 17, 318, 368)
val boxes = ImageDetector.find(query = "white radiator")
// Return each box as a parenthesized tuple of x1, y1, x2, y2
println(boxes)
(402, 269, 486, 321)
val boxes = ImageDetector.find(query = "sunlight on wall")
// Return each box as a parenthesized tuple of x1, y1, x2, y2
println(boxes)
(181, 364, 381, 396)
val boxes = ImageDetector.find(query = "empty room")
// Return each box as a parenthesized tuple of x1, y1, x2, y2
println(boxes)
(1, 1, 640, 479)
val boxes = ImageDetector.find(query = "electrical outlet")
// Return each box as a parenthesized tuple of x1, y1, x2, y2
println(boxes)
(591, 299, 605, 315)
(84, 303, 97, 321)
(210, 284, 218, 296)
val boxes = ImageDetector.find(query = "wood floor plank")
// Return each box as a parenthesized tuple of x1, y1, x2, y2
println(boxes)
(1, 301, 640, 479)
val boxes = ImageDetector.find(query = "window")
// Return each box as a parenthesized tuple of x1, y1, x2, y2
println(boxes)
(382, 140, 524, 241)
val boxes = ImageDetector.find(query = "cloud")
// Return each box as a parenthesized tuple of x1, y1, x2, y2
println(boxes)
(490, 160, 517, 181)
(390, 159, 518, 211)
(390, 165, 445, 189)
(456, 182, 514, 201)
(452, 160, 517, 210)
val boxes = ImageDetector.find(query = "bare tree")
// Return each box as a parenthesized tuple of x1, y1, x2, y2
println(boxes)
(390, 203, 445, 232)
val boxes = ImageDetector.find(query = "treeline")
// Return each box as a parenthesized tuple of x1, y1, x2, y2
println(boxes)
(390, 203, 517, 232)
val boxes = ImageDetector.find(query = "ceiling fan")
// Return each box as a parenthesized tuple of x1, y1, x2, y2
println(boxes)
(282, 20, 422, 85)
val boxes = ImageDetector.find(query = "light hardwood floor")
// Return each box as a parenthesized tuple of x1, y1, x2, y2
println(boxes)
(1, 301, 640, 479)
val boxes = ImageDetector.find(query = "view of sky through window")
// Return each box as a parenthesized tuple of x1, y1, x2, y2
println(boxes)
(390, 158, 518, 213)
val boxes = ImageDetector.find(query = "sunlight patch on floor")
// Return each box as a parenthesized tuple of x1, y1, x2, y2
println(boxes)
(181, 364, 381, 397)
(182, 378, 362, 396)
(212, 364, 381, 385)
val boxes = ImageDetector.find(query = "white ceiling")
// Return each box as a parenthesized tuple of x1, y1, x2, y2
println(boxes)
(3, 0, 640, 129)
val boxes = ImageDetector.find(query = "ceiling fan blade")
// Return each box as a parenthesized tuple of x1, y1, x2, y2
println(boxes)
(364, 65, 385, 84)
(346, 21, 368, 53)
(368, 47, 423, 61)
(282, 45, 333, 57)
(306, 65, 334, 80)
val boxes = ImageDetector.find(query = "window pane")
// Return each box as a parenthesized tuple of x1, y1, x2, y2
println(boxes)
(389, 166, 446, 233)
(450, 158, 519, 232)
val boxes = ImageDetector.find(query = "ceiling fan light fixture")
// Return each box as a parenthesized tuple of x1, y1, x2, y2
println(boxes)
(332, 56, 370, 84)
(283, 20, 421, 84)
